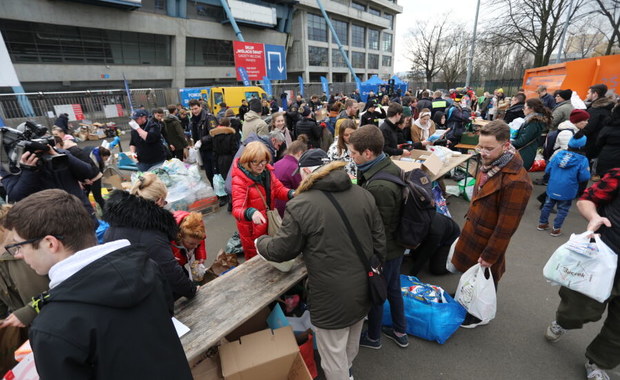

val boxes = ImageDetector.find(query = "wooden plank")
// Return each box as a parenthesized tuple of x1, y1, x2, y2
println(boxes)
(175, 255, 307, 363)
(431, 154, 474, 181)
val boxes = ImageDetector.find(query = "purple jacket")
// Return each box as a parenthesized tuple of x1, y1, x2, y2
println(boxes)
(273, 155, 302, 216)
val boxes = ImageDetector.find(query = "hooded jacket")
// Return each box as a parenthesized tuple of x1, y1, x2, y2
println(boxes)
(295, 117, 322, 148)
(595, 108, 620, 176)
(241, 110, 269, 140)
(379, 119, 405, 156)
(0, 253, 49, 325)
(546, 150, 590, 200)
(163, 114, 188, 151)
(103, 191, 196, 300)
(256, 162, 386, 329)
(190, 108, 217, 152)
(231, 159, 291, 260)
(551, 100, 574, 130)
(513, 113, 545, 170)
(504, 103, 525, 124)
(554, 120, 580, 152)
(170, 210, 207, 267)
(580, 96, 615, 159)
(29, 244, 192, 380)
(210, 126, 239, 178)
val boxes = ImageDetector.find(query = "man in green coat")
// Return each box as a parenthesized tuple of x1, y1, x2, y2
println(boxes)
(256, 150, 386, 380)
(349, 125, 409, 350)
(163, 104, 189, 161)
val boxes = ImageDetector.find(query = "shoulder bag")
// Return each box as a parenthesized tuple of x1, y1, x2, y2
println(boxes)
(255, 185, 282, 236)
(322, 191, 387, 306)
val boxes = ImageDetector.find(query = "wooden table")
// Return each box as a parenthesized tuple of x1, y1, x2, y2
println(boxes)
(175, 256, 307, 364)
(431, 153, 475, 181)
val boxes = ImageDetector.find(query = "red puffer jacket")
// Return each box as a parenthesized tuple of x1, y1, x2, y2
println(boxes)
(170, 210, 207, 266)
(231, 159, 291, 259)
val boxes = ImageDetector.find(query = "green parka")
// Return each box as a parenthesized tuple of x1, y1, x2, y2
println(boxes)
(0, 253, 49, 325)
(513, 114, 545, 170)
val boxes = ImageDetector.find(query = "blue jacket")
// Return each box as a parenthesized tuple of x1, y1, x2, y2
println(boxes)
(545, 150, 590, 200)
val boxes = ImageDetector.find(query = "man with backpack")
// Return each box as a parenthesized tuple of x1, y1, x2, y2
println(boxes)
(450, 120, 532, 328)
(349, 125, 409, 350)
(445, 102, 471, 148)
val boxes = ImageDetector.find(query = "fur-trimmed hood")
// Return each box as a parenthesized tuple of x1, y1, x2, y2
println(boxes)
(209, 126, 236, 136)
(591, 96, 615, 110)
(103, 190, 178, 240)
(295, 161, 350, 195)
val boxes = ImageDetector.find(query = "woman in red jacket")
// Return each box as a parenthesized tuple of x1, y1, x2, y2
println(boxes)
(231, 141, 294, 260)
(171, 211, 207, 281)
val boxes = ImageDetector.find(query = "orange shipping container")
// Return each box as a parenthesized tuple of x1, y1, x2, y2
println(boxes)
(522, 55, 620, 100)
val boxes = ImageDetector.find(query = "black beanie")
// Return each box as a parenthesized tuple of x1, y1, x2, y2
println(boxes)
(557, 89, 572, 101)
(249, 98, 262, 113)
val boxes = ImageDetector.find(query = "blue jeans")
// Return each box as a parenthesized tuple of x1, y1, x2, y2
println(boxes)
(539, 197, 572, 229)
(367, 256, 406, 340)
(136, 161, 164, 172)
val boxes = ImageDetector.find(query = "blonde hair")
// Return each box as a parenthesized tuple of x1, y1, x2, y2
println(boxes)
(130, 172, 167, 202)
(239, 141, 271, 171)
(179, 212, 206, 240)
(315, 108, 327, 121)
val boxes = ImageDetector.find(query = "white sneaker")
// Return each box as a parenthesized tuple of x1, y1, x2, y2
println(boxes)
(544, 320, 567, 342)
(585, 361, 610, 380)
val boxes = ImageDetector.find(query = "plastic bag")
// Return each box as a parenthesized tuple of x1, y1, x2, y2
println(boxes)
(455, 264, 497, 322)
(383, 275, 466, 344)
(432, 182, 451, 217)
(96, 220, 109, 244)
(458, 177, 476, 201)
(225, 231, 243, 254)
(213, 174, 227, 197)
(446, 237, 460, 274)
(543, 231, 618, 303)
(186, 147, 199, 164)
(508, 117, 525, 140)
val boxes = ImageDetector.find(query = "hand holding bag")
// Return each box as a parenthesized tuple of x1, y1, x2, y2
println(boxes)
(455, 263, 497, 322)
(322, 191, 387, 306)
(255, 185, 283, 236)
(543, 231, 618, 303)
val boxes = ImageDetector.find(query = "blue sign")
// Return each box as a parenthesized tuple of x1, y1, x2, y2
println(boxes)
(320, 76, 330, 99)
(264, 44, 287, 81)
(298, 76, 305, 97)
(261, 77, 273, 97)
(179, 87, 211, 107)
(237, 67, 251, 86)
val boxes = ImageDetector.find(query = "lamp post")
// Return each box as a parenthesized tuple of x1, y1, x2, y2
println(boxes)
(465, 0, 481, 88)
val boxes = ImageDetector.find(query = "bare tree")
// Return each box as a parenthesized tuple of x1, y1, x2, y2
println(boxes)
(487, 0, 584, 67)
(592, 0, 620, 54)
(404, 16, 455, 88)
(441, 30, 469, 89)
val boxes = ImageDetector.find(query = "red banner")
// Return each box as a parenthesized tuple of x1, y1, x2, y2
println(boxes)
(233, 41, 266, 80)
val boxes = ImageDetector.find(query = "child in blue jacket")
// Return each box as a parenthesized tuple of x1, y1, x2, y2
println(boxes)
(538, 136, 590, 236)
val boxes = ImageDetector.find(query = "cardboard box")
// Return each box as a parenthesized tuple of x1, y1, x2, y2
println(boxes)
(219, 326, 311, 380)
(391, 149, 443, 177)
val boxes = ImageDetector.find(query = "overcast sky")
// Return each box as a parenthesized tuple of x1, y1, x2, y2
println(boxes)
(393, 0, 483, 72)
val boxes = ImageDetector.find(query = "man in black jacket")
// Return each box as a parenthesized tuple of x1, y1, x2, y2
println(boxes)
(379, 103, 411, 157)
(189, 99, 218, 185)
(295, 106, 322, 148)
(5, 189, 192, 380)
(417, 90, 432, 112)
(360, 100, 386, 127)
(577, 84, 615, 161)
(129, 109, 167, 172)
(504, 93, 526, 124)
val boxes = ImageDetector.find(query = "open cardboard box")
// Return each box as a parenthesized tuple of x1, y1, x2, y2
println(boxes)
(391, 149, 444, 178)
(219, 326, 312, 380)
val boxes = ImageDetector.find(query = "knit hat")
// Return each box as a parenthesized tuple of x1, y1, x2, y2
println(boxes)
(569, 109, 590, 124)
(293, 149, 329, 175)
(568, 136, 587, 149)
(557, 89, 572, 101)
(300, 106, 312, 117)
(249, 98, 262, 113)
(402, 106, 412, 117)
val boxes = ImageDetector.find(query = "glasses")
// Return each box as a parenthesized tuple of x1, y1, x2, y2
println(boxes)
(251, 160, 267, 166)
(5, 235, 63, 256)
(475, 145, 502, 154)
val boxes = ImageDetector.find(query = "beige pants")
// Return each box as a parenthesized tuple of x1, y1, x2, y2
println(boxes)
(314, 318, 364, 380)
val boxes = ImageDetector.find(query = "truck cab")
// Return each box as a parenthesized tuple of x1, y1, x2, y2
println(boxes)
(210, 86, 267, 116)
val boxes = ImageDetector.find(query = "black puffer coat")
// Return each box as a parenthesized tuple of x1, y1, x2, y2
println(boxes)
(103, 191, 196, 300)
(595, 106, 620, 176)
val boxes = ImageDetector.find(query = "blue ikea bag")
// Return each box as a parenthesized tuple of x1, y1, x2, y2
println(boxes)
(383, 275, 466, 344)
(96, 220, 109, 244)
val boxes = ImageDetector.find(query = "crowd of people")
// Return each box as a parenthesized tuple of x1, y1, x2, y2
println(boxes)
(0, 81, 619, 380)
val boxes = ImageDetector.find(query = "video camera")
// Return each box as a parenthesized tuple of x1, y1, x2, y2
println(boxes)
(0, 121, 68, 174)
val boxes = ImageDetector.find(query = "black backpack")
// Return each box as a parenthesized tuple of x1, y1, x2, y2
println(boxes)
(369, 169, 436, 249)
(543, 129, 574, 161)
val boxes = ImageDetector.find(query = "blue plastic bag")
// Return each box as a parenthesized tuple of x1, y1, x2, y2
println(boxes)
(96, 220, 109, 244)
(213, 174, 227, 197)
(432, 182, 451, 217)
(383, 275, 466, 344)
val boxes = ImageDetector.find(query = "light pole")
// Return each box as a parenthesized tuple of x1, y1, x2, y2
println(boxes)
(465, 0, 481, 88)
(556, 0, 575, 63)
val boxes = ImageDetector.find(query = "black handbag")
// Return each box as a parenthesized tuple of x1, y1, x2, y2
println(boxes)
(322, 191, 387, 306)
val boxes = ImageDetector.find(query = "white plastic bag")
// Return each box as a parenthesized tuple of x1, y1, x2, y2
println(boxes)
(455, 264, 497, 322)
(446, 237, 460, 274)
(543, 231, 618, 303)
(213, 174, 227, 197)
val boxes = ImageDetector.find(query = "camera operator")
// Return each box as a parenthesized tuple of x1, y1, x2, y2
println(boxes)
(0, 127, 99, 224)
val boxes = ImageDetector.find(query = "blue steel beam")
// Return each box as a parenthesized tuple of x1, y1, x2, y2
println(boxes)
(219, 0, 245, 41)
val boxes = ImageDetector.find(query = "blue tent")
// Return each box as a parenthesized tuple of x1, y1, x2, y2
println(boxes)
(391, 75, 409, 96)
(360, 75, 388, 102)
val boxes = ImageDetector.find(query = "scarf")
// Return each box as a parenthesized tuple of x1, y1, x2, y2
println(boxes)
(357, 152, 387, 173)
(238, 161, 268, 185)
(414, 118, 432, 140)
(478, 144, 516, 189)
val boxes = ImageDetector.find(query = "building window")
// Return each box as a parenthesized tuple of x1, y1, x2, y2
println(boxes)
(351, 25, 365, 48)
(368, 53, 379, 69)
(308, 46, 328, 66)
(351, 51, 365, 69)
(186, 38, 234, 66)
(333, 73, 347, 82)
(382, 33, 393, 52)
(332, 19, 348, 45)
(383, 13, 394, 29)
(332, 49, 348, 68)
(368, 30, 379, 50)
(0, 19, 171, 65)
(307, 13, 327, 42)
(382, 55, 392, 67)
(368, 7, 381, 16)
(351, 1, 366, 11)
(333, 0, 348, 4)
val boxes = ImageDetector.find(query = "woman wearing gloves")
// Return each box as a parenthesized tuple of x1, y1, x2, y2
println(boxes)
(231, 141, 294, 260)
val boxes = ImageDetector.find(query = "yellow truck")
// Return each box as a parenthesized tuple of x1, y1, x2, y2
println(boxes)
(179, 86, 267, 115)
